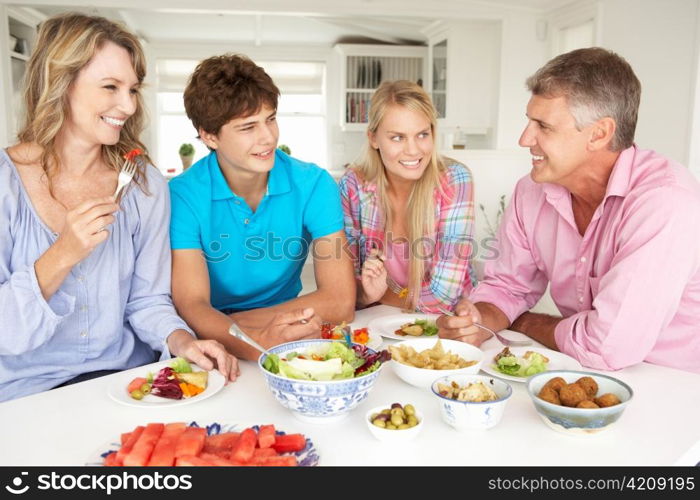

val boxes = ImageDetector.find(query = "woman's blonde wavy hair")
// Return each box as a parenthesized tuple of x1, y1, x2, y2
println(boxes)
(13, 12, 151, 195)
(351, 80, 445, 309)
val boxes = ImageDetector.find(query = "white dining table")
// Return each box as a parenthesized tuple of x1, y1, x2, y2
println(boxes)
(1, 304, 699, 467)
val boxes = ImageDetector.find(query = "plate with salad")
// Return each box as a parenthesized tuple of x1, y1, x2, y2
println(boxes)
(367, 313, 440, 341)
(480, 346, 582, 382)
(107, 358, 226, 408)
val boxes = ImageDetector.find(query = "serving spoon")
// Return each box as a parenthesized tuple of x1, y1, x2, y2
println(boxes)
(228, 322, 273, 357)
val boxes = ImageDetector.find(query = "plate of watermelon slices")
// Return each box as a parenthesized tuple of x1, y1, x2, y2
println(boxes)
(86, 421, 320, 467)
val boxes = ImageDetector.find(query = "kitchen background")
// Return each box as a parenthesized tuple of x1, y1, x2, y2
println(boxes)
(2, 0, 699, 310)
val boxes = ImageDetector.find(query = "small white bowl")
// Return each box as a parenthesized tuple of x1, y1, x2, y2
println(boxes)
(390, 337, 483, 388)
(431, 374, 512, 431)
(365, 404, 424, 442)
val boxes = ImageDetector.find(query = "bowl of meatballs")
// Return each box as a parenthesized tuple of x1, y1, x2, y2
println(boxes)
(526, 370, 633, 436)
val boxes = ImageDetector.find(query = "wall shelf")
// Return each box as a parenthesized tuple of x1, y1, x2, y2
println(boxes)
(335, 44, 428, 131)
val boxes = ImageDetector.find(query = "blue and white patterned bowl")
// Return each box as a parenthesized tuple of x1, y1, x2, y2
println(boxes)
(258, 339, 384, 423)
(431, 374, 512, 431)
(526, 370, 633, 436)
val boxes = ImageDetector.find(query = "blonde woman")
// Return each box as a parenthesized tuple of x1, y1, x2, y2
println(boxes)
(339, 80, 476, 313)
(0, 13, 236, 402)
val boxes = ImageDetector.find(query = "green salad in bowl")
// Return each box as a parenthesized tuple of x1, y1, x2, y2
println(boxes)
(262, 341, 389, 381)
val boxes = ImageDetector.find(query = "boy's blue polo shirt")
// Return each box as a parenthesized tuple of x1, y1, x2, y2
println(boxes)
(169, 150, 343, 311)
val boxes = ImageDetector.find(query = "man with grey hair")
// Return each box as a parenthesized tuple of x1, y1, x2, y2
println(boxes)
(438, 47, 700, 374)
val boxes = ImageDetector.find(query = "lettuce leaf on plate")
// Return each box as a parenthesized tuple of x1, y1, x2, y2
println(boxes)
(494, 349, 548, 377)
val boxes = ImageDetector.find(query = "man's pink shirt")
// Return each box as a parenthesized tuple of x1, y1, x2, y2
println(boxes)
(470, 146, 700, 373)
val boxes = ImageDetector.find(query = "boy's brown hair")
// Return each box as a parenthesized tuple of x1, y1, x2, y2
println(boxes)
(183, 54, 280, 135)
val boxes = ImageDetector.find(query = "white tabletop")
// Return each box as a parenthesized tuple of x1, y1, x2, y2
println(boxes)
(1, 304, 698, 466)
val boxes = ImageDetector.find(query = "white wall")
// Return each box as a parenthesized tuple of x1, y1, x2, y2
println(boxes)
(598, 0, 700, 166)
(495, 13, 549, 149)
(691, 7, 700, 178)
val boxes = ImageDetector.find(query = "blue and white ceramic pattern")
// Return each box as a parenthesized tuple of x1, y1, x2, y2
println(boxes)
(431, 374, 512, 431)
(87, 421, 320, 466)
(527, 370, 633, 436)
(259, 339, 384, 423)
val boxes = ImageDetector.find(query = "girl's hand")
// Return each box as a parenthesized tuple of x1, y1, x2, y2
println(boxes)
(360, 247, 388, 304)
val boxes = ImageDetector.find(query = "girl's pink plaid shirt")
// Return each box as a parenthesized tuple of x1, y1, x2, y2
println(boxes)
(339, 161, 477, 312)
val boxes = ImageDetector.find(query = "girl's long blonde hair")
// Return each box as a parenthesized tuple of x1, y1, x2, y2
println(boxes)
(13, 12, 151, 195)
(352, 80, 445, 309)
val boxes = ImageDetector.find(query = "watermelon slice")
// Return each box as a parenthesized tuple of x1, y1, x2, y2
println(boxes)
(115, 426, 144, 465)
(230, 428, 257, 463)
(147, 422, 187, 466)
(124, 423, 164, 466)
(203, 432, 240, 458)
(251, 455, 298, 466)
(257, 425, 276, 449)
(271, 433, 306, 453)
(174, 426, 206, 458)
(175, 455, 215, 466)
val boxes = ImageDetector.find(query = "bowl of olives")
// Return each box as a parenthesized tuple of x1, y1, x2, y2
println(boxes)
(365, 402, 424, 442)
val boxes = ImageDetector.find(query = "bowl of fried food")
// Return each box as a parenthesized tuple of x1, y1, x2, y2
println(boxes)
(527, 370, 633, 436)
(431, 374, 512, 431)
(389, 338, 483, 389)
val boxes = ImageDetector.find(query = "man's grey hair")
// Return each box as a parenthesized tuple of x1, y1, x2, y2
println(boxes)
(526, 47, 641, 151)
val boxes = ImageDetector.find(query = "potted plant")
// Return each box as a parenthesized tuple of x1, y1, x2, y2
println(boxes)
(179, 143, 195, 170)
(278, 144, 291, 155)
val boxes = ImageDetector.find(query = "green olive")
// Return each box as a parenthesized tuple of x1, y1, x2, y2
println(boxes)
(398, 423, 410, 430)
(370, 413, 379, 421)
(404, 404, 416, 416)
(372, 418, 387, 428)
(390, 414, 404, 426)
(130, 389, 144, 400)
(140, 383, 151, 395)
(385, 423, 397, 430)
(381, 409, 391, 415)
(407, 415, 418, 426)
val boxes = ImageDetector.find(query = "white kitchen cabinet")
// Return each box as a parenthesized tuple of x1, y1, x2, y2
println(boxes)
(334, 44, 428, 132)
(0, 6, 44, 147)
(425, 20, 502, 148)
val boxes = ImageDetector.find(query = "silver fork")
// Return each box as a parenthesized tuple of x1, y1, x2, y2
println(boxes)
(436, 305, 532, 346)
(113, 157, 139, 200)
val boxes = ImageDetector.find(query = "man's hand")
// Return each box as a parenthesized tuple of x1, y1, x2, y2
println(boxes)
(436, 299, 491, 346)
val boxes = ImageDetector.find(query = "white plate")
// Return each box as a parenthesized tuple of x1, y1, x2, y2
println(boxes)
(367, 313, 440, 341)
(480, 346, 583, 383)
(86, 421, 319, 466)
(107, 360, 225, 408)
